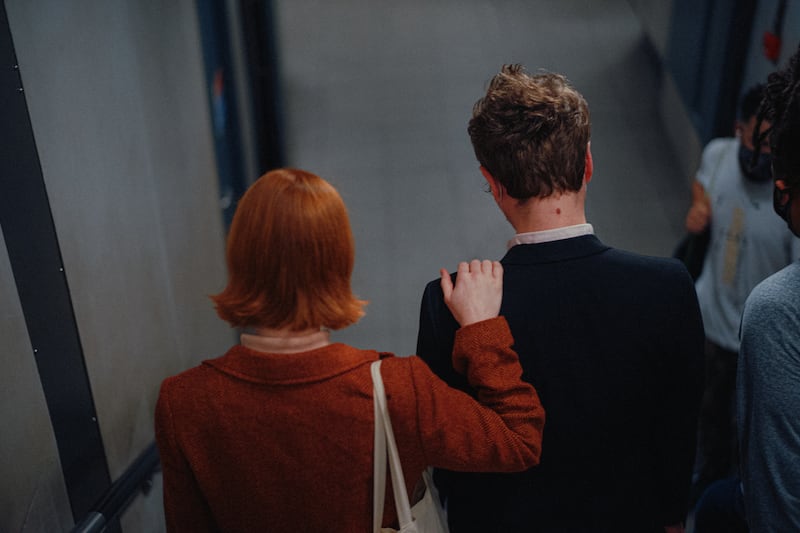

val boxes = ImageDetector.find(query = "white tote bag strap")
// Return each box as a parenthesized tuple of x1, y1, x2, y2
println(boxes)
(373, 361, 388, 533)
(371, 360, 416, 532)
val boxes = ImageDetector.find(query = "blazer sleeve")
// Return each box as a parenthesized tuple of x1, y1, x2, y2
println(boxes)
(653, 263, 705, 525)
(415, 278, 467, 390)
(155, 380, 220, 533)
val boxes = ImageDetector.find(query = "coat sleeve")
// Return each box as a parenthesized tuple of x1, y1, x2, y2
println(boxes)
(155, 380, 220, 533)
(406, 317, 544, 472)
(653, 264, 705, 526)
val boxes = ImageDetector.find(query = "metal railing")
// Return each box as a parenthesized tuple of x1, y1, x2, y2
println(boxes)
(70, 442, 160, 533)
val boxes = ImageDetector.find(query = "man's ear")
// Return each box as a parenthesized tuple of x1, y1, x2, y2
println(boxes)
(775, 178, 789, 191)
(480, 166, 504, 203)
(584, 142, 593, 184)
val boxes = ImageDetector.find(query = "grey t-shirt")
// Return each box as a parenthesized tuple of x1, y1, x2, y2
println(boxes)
(694, 137, 799, 351)
(737, 261, 800, 530)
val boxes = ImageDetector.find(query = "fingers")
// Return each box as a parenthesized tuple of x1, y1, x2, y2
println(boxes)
(473, 259, 503, 281)
(439, 259, 503, 326)
(492, 260, 503, 279)
(444, 260, 502, 282)
(471, 259, 482, 274)
(467, 259, 499, 275)
(440, 268, 453, 300)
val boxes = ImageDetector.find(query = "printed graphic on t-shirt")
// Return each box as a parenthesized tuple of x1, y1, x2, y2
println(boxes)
(723, 206, 744, 285)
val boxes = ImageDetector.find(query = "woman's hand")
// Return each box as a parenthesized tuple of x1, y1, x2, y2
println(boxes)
(440, 259, 503, 326)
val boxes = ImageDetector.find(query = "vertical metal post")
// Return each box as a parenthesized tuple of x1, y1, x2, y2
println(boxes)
(0, 2, 112, 524)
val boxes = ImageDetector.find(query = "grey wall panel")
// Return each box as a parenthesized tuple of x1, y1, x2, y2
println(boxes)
(0, 231, 72, 532)
(6, 0, 235, 528)
(629, 0, 675, 58)
(741, 0, 800, 93)
(276, 0, 691, 357)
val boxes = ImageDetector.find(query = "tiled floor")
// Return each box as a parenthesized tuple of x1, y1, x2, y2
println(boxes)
(274, 0, 690, 357)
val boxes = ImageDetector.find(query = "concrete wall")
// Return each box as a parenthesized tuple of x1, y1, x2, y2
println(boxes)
(629, 0, 703, 184)
(3, 1, 235, 530)
(633, 0, 800, 184)
(629, 0, 673, 58)
(741, 0, 800, 92)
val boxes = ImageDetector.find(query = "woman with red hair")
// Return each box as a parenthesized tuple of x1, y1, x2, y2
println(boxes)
(155, 168, 544, 532)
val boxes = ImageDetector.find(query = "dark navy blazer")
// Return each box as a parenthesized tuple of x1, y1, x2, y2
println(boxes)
(416, 235, 705, 533)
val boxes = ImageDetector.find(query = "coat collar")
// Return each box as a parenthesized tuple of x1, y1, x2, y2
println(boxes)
(501, 234, 610, 265)
(203, 343, 380, 385)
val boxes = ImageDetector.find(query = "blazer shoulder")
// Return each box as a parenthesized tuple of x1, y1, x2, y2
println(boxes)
(422, 276, 443, 297)
(607, 247, 689, 273)
(602, 248, 695, 290)
(419, 276, 450, 317)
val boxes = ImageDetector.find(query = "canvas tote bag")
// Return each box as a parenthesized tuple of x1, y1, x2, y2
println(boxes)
(371, 361, 449, 533)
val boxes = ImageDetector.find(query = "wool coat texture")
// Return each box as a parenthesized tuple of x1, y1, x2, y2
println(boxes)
(155, 317, 544, 532)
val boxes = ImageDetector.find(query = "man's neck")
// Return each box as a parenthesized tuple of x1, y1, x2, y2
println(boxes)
(504, 190, 587, 233)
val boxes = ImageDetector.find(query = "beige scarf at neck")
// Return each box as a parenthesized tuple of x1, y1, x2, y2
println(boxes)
(240, 327, 331, 354)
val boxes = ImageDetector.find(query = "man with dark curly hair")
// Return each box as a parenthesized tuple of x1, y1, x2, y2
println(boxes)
(736, 45, 800, 531)
(416, 65, 705, 532)
(684, 83, 799, 508)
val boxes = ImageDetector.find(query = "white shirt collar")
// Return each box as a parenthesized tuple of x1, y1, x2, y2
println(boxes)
(508, 223, 594, 249)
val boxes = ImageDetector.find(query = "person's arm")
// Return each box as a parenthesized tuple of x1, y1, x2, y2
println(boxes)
(738, 279, 800, 530)
(685, 139, 728, 234)
(685, 180, 711, 234)
(406, 260, 544, 472)
(155, 382, 219, 533)
(653, 264, 705, 527)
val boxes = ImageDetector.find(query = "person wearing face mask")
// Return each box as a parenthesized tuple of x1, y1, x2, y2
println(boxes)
(685, 83, 800, 507)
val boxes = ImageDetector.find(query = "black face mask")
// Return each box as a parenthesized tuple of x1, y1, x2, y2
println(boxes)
(738, 145, 773, 182)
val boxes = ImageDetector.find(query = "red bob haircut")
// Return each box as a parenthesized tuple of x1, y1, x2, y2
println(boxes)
(211, 168, 366, 330)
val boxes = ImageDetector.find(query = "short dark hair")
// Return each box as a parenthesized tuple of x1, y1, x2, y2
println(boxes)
(468, 65, 591, 200)
(756, 46, 800, 185)
(740, 83, 765, 121)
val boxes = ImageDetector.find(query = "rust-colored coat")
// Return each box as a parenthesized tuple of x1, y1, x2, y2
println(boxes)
(155, 317, 544, 532)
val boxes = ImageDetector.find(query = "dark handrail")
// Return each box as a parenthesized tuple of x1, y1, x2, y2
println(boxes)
(70, 442, 160, 533)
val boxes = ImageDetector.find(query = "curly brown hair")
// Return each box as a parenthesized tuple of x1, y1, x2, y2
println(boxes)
(755, 45, 800, 186)
(468, 65, 591, 199)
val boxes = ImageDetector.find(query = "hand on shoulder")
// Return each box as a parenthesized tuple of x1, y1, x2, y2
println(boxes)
(440, 259, 503, 326)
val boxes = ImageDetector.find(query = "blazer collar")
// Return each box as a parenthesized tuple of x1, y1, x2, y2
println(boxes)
(501, 234, 610, 265)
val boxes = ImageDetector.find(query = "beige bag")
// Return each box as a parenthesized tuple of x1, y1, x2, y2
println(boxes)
(371, 361, 449, 533)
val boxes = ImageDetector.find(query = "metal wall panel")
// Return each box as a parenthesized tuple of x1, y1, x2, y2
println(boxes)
(5, 0, 236, 528)
(0, 232, 73, 532)
(0, 1, 111, 521)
